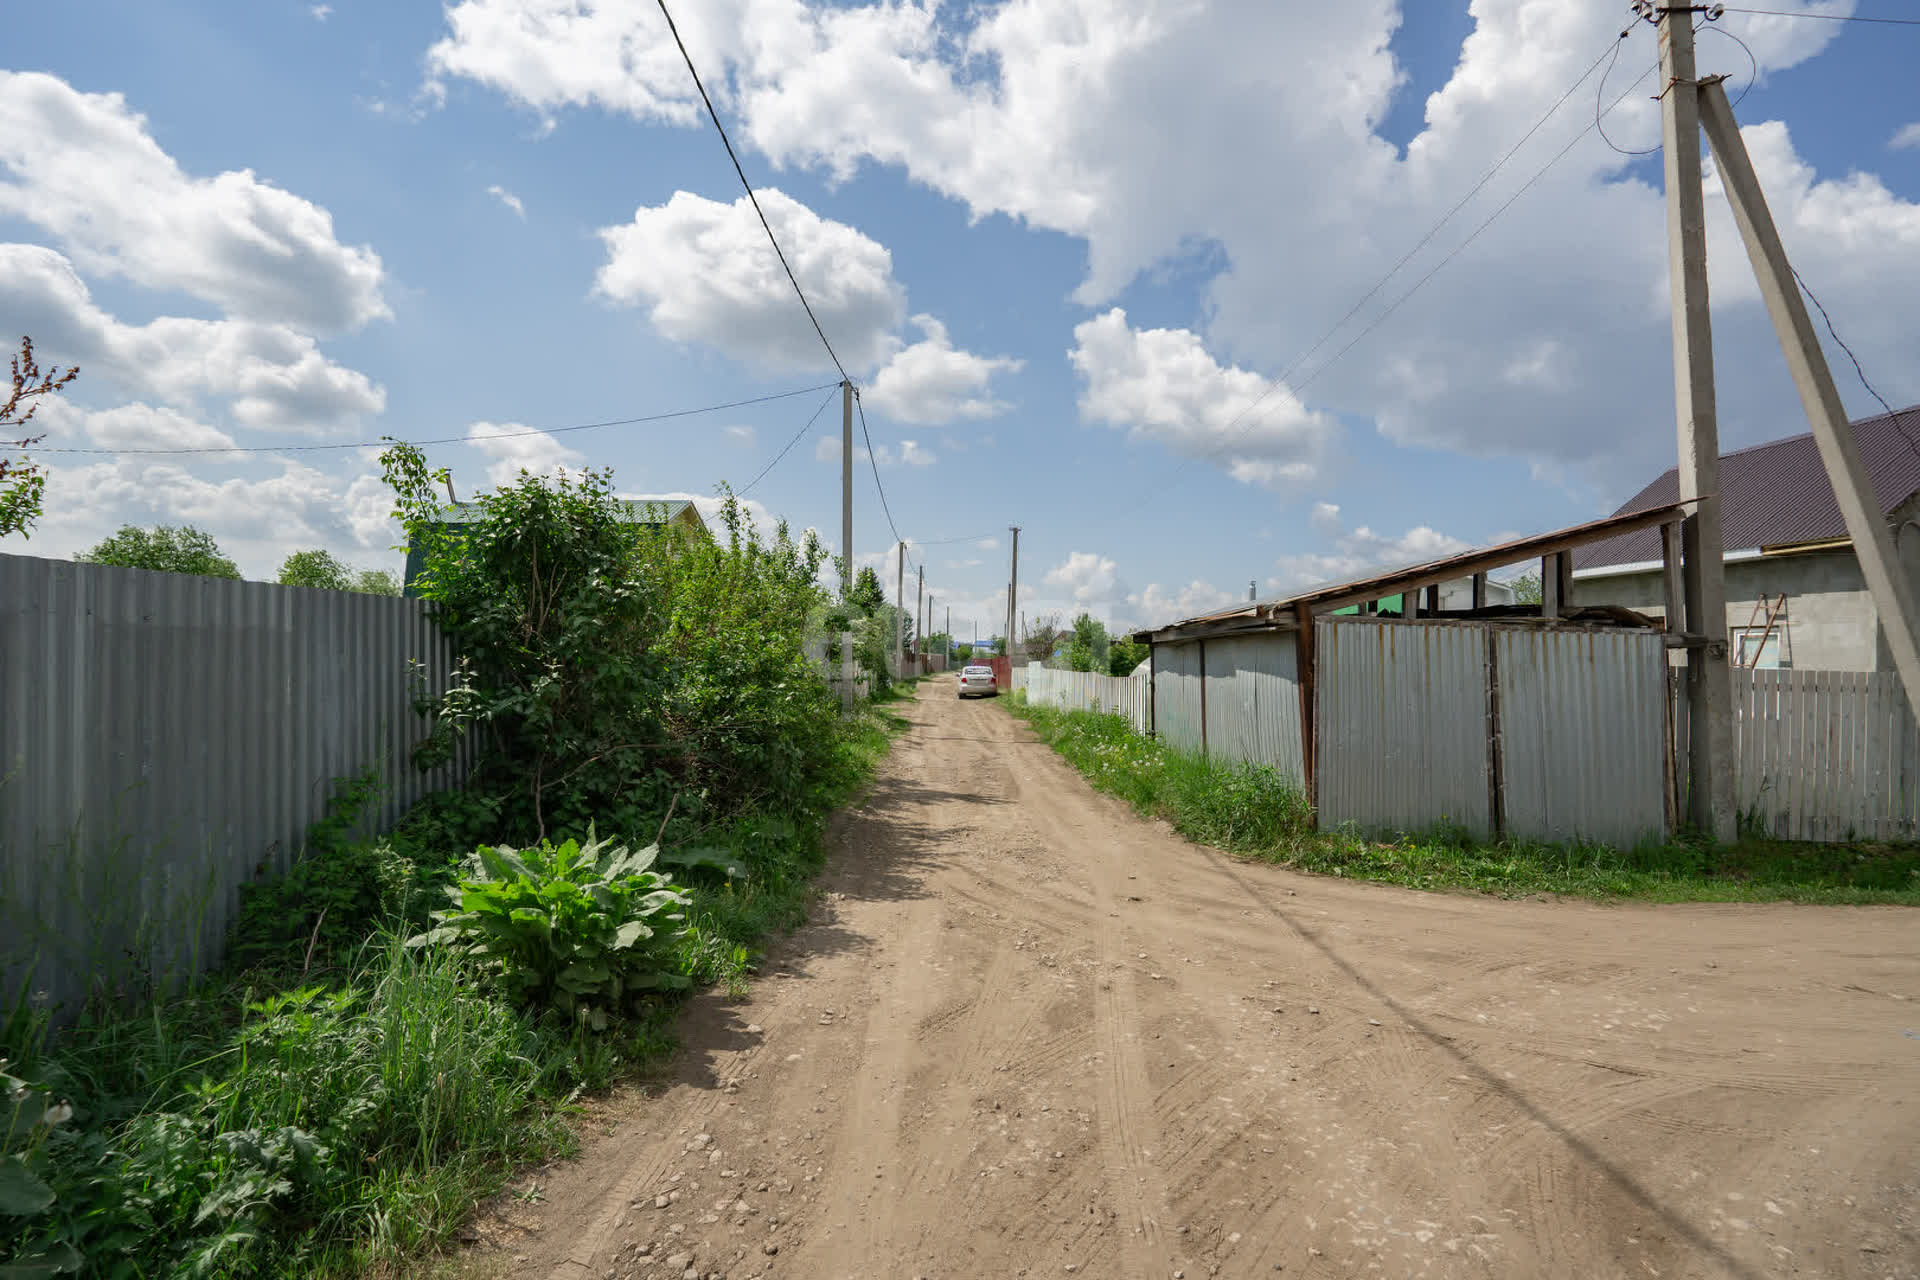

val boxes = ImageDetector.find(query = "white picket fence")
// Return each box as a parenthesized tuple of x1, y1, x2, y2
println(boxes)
(1732, 668, 1920, 842)
(1012, 663, 1150, 732)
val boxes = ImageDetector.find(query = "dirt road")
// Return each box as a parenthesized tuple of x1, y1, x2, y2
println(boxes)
(483, 681, 1919, 1280)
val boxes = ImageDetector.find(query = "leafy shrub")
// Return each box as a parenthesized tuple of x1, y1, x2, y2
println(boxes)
(412, 832, 692, 1029)
(383, 444, 840, 845)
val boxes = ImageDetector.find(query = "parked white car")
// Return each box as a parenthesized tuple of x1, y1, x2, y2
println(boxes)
(957, 664, 998, 698)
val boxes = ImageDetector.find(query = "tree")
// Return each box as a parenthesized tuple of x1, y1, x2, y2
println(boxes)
(279, 549, 353, 590)
(1065, 612, 1110, 673)
(1108, 635, 1148, 677)
(355, 568, 401, 596)
(954, 642, 974, 663)
(79, 525, 242, 578)
(1, 337, 80, 540)
(849, 565, 886, 614)
(1507, 572, 1542, 606)
(1022, 610, 1066, 663)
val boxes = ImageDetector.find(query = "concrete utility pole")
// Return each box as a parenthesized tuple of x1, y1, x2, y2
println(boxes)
(1658, 6, 1735, 842)
(894, 540, 905, 678)
(945, 605, 951, 661)
(839, 381, 856, 710)
(1007, 526, 1021, 661)
(1697, 79, 1920, 719)
(840, 381, 853, 602)
(916, 565, 925, 663)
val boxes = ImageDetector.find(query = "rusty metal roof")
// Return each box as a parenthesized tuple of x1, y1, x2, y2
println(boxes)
(1575, 405, 1920, 570)
(1137, 498, 1692, 643)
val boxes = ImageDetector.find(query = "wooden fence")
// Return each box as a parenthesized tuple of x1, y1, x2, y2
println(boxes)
(1732, 668, 1920, 842)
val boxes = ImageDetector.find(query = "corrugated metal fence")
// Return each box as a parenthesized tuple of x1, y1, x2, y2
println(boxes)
(1013, 664, 1149, 731)
(1146, 635, 1306, 780)
(1315, 618, 1670, 846)
(1732, 668, 1920, 841)
(1, 553, 470, 1015)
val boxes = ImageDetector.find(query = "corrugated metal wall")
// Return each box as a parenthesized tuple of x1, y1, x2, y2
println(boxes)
(1497, 628, 1668, 848)
(1, 554, 469, 1015)
(1201, 634, 1305, 782)
(1315, 618, 1494, 838)
(1150, 640, 1205, 754)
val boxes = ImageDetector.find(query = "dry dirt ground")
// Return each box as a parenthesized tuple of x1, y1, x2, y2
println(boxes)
(468, 680, 1919, 1280)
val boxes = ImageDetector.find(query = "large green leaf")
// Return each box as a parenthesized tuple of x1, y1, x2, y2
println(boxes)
(611, 920, 653, 949)
(0, 1241, 84, 1278)
(477, 844, 533, 882)
(0, 1156, 55, 1216)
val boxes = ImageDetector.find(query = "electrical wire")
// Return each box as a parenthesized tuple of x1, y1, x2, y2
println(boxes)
(1290, 58, 1663, 402)
(19, 382, 843, 457)
(1597, 34, 1661, 156)
(1189, 31, 1636, 456)
(1700, 12, 1761, 107)
(739, 387, 839, 496)
(1791, 265, 1920, 461)
(653, 0, 850, 384)
(1118, 30, 1649, 507)
(853, 388, 913, 570)
(1717, 6, 1920, 25)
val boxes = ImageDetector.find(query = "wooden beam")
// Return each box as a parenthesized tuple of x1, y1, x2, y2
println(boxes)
(1424, 583, 1440, 614)
(1661, 519, 1686, 636)
(1541, 554, 1561, 620)
(1405, 587, 1420, 620)
(1295, 600, 1316, 821)
(1471, 572, 1488, 610)
(1554, 551, 1574, 608)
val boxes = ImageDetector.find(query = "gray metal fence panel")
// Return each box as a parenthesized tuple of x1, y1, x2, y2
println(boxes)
(1151, 639, 1205, 754)
(1, 553, 469, 1016)
(1200, 633, 1304, 784)
(1497, 628, 1668, 848)
(1315, 617, 1492, 838)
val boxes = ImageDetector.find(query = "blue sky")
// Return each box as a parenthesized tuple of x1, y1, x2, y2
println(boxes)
(5, 0, 1918, 637)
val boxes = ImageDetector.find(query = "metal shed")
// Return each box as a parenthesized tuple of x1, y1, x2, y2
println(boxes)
(1132, 501, 1701, 847)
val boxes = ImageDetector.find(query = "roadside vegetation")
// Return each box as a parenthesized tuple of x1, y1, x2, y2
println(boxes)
(1009, 698, 1920, 905)
(1, 453, 898, 1277)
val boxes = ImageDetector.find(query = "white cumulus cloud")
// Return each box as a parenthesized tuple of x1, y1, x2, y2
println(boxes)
(465, 422, 585, 487)
(1070, 308, 1333, 489)
(864, 316, 1022, 425)
(595, 187, 904, 372)
(0, 71, 389, 332)
(487, 183, 526, 217)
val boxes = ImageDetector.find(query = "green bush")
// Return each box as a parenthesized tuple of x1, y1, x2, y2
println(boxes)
(412, 832, 692, 1029)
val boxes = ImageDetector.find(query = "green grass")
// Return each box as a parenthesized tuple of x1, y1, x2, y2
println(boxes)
(1007, 697, 1920, 905)
(2, 704, 904, 1279)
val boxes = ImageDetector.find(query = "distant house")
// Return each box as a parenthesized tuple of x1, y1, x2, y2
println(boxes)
(402, 496, 708, 597)
(1572, 405, 1920, 671)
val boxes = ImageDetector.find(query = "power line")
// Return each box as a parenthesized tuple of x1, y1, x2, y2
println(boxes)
(1117, 29, 1641, 508)
(1791, 264, 1920, 460)
(653, 0, 850, 383)
(20, 382, 842, 457)
(853, 388, 913, 570)
(1717, 6, 1920, 25)
(1290, 58, 1662, 403)
(1597, 32, 1660, 156)
(739, 387, 839, 496)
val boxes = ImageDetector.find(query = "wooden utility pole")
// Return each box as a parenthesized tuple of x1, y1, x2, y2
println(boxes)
(1658, 5, 1735, 842)
(1697, 79, 1920, 718)
(1006, 526, 1021, 661)
(894, 540, 905, 678)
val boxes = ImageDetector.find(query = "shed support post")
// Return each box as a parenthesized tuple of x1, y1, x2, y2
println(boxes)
(1423, 584, 1440, 615)
(1662, 520, 1686, 636)
(1405, 587, 1419, 620)
(1540, 555, 1560, 619)
(1198, 638, 1208, 756)
(1471, 572, 1488, 611)
(1554, 552, 1574, 610)
(1486, 629, 1505, 840)
(1295, 602, 1317, 820)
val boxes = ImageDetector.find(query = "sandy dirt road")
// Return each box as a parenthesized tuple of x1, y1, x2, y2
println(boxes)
(479, 680, 1919, 1280)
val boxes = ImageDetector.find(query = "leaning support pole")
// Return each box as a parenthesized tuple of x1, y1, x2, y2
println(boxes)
(1697, 79, 1920, 721)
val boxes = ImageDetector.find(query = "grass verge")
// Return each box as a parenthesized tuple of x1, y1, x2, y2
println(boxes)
(2, 706, 902, 1279)
(1007, 697, 1920, 905)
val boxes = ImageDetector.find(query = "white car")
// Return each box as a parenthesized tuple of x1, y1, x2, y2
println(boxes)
(957, 664, 998, 698)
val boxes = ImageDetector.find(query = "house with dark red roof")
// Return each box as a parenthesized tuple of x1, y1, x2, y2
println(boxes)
(1573, 405, 1920, 671)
